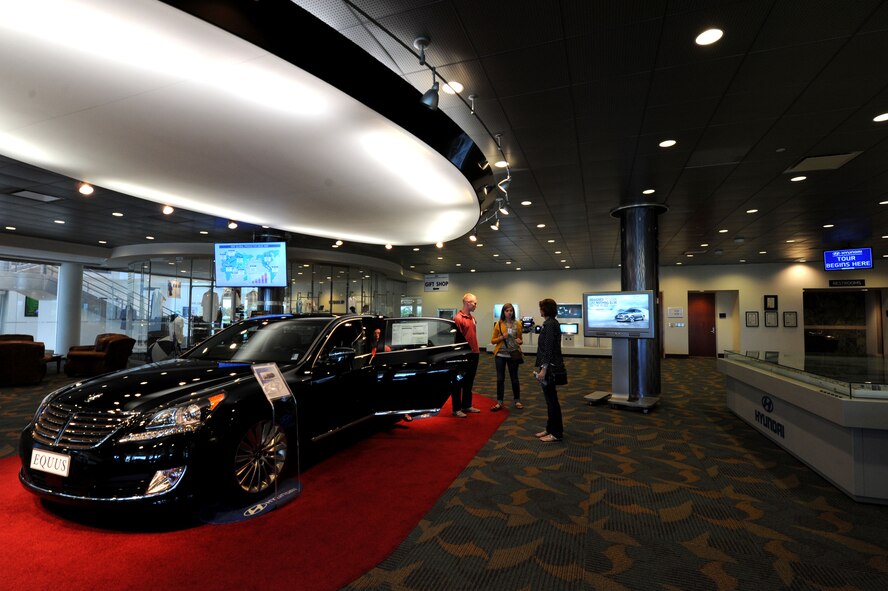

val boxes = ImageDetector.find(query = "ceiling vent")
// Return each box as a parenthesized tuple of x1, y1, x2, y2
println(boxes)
(785, 152, 862, 173)
(11, 190, 62, 203)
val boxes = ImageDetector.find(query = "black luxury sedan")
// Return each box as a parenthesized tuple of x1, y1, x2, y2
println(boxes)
(20, 315, 471, 508)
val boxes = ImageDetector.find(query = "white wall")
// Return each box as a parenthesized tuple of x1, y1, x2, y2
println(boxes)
(407, 262, 888, 357)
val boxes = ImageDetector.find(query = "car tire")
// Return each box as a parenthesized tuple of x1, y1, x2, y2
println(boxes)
(229, 420, 288, 501)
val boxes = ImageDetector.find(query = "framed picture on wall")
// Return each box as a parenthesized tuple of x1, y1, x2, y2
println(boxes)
(783, 311, 798, 327)
(764, 295, 778, 310)
(745, 311, 759, 327)
(764, 311, 778, 327)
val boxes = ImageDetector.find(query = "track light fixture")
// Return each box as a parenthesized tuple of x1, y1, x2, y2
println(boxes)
(468, 94, 477, 115)
(498, 200, 509, 216)
(414, 36, 440, 110)
(490, 217, 500, 231)
(497, 176, 511, 193)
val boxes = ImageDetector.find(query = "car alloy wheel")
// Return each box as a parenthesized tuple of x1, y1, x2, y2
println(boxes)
(233, 421, 287, 494)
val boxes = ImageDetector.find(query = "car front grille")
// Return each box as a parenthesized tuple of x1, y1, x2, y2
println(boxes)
(32, 402, 135, 449)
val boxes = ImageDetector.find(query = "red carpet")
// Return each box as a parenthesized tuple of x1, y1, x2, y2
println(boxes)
(0, 396, 504, 591)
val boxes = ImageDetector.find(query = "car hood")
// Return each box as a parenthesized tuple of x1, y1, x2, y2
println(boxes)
(48, 359, 268, 413)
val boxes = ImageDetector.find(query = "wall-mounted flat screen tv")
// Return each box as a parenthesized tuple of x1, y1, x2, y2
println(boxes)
(823, 247, 872, 271)
(214, 242, 287, 287)
(559, 322, 579, 335)
(493, 303, 519, 321)
(583, 290, 656, 339)
(557, 303, 583, 318)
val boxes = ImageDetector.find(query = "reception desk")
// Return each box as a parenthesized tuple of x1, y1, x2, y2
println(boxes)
(718, 351, 888, 504)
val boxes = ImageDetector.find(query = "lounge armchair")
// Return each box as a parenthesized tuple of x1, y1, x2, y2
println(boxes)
(0, 338, 46, 386)
(65, 333, 136, 377)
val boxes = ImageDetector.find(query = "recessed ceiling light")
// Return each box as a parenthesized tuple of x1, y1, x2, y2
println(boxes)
(493, 254, 499, 257)
(98, 240, 106, 244)
(78, 182, 94, 195)
(700, 243, 708, 247)
(823, 224, 834, 228)
(494, 160, 509, 168)
(437, 256, 443, 260)
(659, 139, 676, 148)
(786, 239, 796, 243)
(200, 230, 209, 235)
(642, 189, 655, 195)
(413, 247, 420, 251)
(547, 239, 555, 243)
(687, 254, 694, 257)
(516, 267, 521, 270)
(331, 244, 339, 248)
(874, 113, 888, 122)
(505, 261, 512, 265)
(881, 200, 888, 205)
(54, 219, 65, 224)
(456, 263, 461, 266)
(676, 262, 683, 265)
(718, 229, 728, 233)
(5, 226, 15, 231)
(536, 224, 546, 228)
(695, 28, 723, 45)
(162, 205, 174, 215)
(560, 259, 566, 263)
(335, 240, 343, 246)
(790, 175, 806, 182)
(746, 209, 758, 214)
(146, 235, 155, 240)
(554, 250, 562, 254)
(739, 259, 747, 263)
(521, 200, 532, 206)
(759, 251, 767, 254)
(436, 242, 443, 248)
(470, 269, 476, 272)
(385, 244, 393, 250)
(112, 212, 123, 217)
(409, 265, 415, 268)
(564, 265, 570, 269)
(442, 81, 463, 94)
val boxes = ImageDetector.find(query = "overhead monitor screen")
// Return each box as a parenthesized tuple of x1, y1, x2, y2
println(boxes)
(214, 242, 287, 287)
(559, 323, 579, 335)
(823, 248, 872, 271)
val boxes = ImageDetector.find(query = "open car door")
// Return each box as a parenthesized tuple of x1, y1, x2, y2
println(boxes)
(371, 317, 471, 416)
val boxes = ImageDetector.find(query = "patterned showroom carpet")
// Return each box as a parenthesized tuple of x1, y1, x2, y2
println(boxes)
(3, 356, 888, 590)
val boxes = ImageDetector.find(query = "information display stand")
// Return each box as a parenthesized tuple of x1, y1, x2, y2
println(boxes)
(603, 338, 660, 414)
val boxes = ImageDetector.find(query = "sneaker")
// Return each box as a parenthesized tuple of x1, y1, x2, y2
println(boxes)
(463, 407, 481, 413)
(452, 410, 467, 418)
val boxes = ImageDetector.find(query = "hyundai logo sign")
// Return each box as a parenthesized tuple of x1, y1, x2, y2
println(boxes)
(761, 396, 774, 413)
(755, 396, 784, 438)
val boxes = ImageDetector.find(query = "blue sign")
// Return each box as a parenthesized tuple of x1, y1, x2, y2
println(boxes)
(823, 248, 872, 271)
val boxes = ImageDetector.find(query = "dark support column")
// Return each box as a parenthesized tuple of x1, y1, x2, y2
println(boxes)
(254, 231, 286, 315)
(610, 203, 667, 407)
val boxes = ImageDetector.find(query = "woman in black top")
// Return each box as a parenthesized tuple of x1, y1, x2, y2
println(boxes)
(534, 298, 564, 442)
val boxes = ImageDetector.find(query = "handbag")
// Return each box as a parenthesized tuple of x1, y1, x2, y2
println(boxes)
(550, 363, 568, 385)
(509, 348, 524, 364)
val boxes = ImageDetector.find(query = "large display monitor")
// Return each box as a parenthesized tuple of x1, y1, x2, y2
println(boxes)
(214, 242, 287, 287)
(557, 303, 583, 318)
(823, 247, 872, 271)
(582, 290, 656, 339)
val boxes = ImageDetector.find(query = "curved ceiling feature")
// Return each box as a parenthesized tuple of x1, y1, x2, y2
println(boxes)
(0, 0, 480, 246)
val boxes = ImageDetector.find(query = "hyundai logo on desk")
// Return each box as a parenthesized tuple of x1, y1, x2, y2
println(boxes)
(823, 248, 872, 271)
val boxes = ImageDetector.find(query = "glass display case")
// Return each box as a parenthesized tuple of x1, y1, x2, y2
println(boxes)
(723, 350, 888, 400)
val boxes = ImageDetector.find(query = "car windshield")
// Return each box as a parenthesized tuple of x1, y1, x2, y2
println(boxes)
(184, 317, 331, 363)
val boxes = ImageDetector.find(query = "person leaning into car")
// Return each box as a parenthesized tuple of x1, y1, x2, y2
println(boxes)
(489, 302, 523, 411)
(451, 292, 481, 417)
(533, 298, 564, 442)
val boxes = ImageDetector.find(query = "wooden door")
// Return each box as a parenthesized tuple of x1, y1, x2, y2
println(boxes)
(688, 292, 717, 357)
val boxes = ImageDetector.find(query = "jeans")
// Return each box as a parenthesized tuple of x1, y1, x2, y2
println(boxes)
(541, 377, 563, 438)
(452, 353, 479, 411)
(494, 355, 521, 402)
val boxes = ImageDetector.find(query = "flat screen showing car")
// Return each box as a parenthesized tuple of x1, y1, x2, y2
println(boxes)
(214, 242, 287, 287)
(493, 303, 519, 321)
(559, 323, 579, 334)
(582, 291, 655, 339)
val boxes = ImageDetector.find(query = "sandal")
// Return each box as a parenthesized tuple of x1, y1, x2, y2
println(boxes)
(514, 401, 524, 409)
(539, 434, 562, 443)
(534, 430, 549, 438)
(490, 403, 503, 411)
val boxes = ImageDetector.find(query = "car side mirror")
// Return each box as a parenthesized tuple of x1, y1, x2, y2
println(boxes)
(321, 346, 355, 366)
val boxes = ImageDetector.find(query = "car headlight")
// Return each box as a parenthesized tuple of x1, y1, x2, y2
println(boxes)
(119, 393, 225, 443)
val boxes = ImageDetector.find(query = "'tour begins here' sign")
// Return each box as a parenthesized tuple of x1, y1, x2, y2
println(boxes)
(823, 248, 872, 271)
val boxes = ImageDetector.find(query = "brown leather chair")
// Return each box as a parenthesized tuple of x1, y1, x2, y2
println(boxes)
(0, 339, 46, 386)
(65, 333, 136, 377)
(0, 334, 35, 342)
